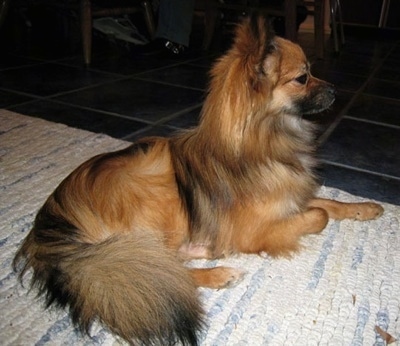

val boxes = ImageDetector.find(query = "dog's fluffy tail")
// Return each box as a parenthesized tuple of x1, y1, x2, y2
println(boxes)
(14, 229, 203, 345)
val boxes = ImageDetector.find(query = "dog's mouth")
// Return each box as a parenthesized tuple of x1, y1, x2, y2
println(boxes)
(298, 85, 336, 115)
(302, 96, 336, 115)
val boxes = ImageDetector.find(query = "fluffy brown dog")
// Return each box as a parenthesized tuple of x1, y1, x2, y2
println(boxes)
(14, 15, 383, 346)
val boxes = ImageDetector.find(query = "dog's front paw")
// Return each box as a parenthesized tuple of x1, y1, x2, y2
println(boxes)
(354, 202, 384, 220)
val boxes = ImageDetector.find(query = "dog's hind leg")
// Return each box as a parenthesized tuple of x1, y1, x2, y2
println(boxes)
(180, 245, 246, 289)
(308, 198, 384, 221)
(178, 244, 245, 289)
(189, 267, 245, 289)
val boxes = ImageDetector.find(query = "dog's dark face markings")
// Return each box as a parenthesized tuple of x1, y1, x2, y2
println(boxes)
(292, 65, 336, 115)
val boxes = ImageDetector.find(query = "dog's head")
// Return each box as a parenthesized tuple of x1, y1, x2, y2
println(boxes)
(207, 15, 335, 118)
(267, 35, 336, 115)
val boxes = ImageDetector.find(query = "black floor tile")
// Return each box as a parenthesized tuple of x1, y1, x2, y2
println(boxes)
(387, 44, 400, 60)
(0, 53, 43, 71)
(9, 100, 149, 139)
(65, 49, 190, 76)
(0, 63, 118, 97)
(312, 52, 378, 76)
(364, 78, 400, 100)
(319, 118, 400, 178)
(374, 57, 400, 82)
(136, 63, 209, 90)
(317, 164, 400, 206)
(346, 94, 400, 126)
(125, 124, 178, 142)
(0, 90, 34, 108)
(310, 69, 366, 93)
(186, 55, 219, 69)
(163, 106, 202, 129)
(336, 33, 395, 58)
(54, 78, 205, 123)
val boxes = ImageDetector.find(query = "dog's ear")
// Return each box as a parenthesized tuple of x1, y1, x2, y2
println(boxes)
(234, 14, 279, 92)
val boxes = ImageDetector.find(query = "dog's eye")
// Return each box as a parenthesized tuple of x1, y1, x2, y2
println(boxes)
(295, 74, 308, 85)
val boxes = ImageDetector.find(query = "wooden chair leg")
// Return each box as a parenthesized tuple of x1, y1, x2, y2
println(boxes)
(329, 0, 339, 52)
(0, 0, 11, 29)
(202, 0, 218, 50)
(284, 0, 297, 42)
(142, 0, 155, 39)
(81, 0, 92, 66)
(313, 0, 325, 59)
(336, 0, 345, 45)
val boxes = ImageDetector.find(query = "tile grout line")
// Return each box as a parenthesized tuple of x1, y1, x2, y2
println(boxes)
(132, 76, 206, 92)
(320, 159, 400, 181)
(342, 115, 400, 130)
(121, 103, 204, 141)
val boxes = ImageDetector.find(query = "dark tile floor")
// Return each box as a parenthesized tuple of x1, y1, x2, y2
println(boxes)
(1, 12, 400, 205)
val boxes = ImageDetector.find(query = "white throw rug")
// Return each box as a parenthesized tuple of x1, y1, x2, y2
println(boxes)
(1, 109, 399, 345)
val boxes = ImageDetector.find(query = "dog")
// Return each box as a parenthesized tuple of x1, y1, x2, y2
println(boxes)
(13, 14, 383, 346)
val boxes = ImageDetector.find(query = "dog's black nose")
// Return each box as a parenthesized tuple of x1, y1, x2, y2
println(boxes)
(327, 84, 336, 96)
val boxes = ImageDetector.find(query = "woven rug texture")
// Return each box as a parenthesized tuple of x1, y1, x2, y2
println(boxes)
(0, 109, 399, 345)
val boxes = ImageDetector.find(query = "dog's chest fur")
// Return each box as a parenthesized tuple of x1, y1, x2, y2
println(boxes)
(170, 115, 318, 252)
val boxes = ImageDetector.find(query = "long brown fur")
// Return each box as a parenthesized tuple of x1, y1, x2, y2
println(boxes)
(13, 15, 384, 345)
